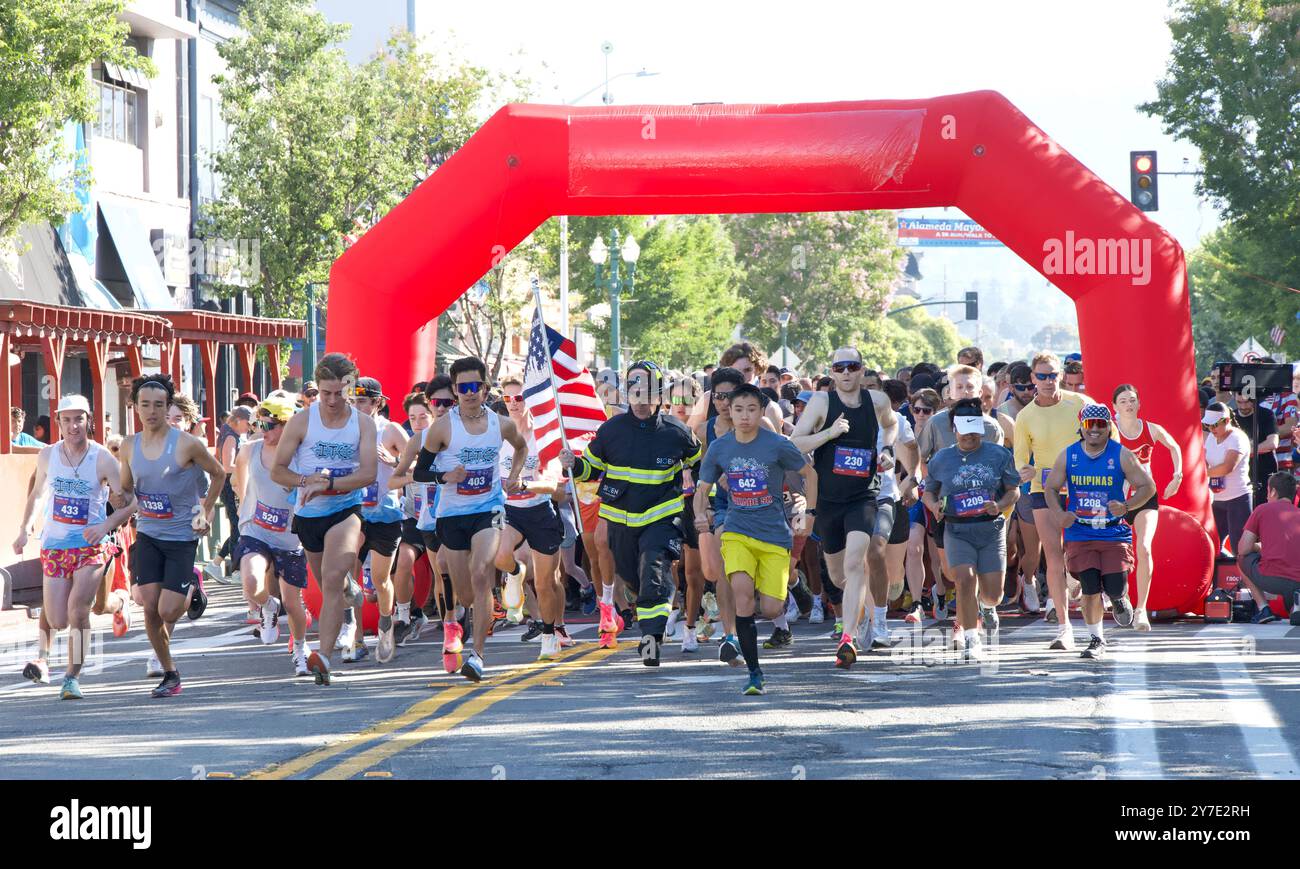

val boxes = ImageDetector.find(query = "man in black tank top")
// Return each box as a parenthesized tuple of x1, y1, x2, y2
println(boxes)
(792, 347, 897, 669)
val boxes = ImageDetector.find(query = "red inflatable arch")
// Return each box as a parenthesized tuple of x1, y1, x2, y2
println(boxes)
(327, 90, 1214, 614)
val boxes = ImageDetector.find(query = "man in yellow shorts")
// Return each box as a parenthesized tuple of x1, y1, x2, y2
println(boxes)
(693, 384, 816, 695)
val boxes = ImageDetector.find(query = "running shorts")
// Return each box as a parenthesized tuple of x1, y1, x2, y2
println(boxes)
(359, 519, 402, 560)
(292, 505, 362, 554)
(234, 535, 309, 589)
(40, 544, 109, 580)
(720, 532, 790, 602)
(813, 498, 878, 555)
(131, 533, 199, 595)
(505, 502, 563, 556)
(436, 510, 501, 552)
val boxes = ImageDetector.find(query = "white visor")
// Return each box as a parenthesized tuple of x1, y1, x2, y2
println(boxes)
(1201, 408, 1226, 426)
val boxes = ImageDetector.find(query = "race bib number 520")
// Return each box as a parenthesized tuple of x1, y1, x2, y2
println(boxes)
(254, 501, 291, 532)
(833, 447, 874, 477)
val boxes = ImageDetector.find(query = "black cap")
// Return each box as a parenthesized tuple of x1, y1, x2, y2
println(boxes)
(353, 377, 385, 399)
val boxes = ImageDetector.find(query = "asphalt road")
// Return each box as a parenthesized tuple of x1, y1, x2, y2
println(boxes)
(1, 583, 1297, 780)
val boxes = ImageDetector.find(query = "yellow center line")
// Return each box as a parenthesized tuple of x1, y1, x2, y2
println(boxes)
(246, 643, 591, 780)
(313, 646, 619, 780)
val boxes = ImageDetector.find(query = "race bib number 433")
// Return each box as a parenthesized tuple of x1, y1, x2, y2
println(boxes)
(53, 495, 90, 525)
(833, 447, 874, 477)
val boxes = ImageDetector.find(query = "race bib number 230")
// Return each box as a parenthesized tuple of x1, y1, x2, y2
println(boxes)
(833, 447, 874, 477)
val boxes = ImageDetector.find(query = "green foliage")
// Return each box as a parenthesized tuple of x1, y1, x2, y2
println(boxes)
(859, 303, 966, 376)
(0, 0, 152, 240)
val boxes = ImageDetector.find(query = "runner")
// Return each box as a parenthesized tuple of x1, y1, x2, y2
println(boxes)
(920, 398, 1021, 660)
(232, 393, 313, 674)
(1013, 351, 1099, 650)
(1045, 404, 1155, 659)
(412, 356, 529, 682)
(997, 362, 1043, 613)
(494, 377, 568, 661)
(12, 395, 135, 699)
(119, 376, 227, 698)
(669, 376, 706, 653)
(694, 384, 815, 695)
(790, 346, 898, 669)
(878, 379, 918, 640)
(353, 377, 410, 663)
(562, 360, 702, 667)
(687, 342, 785, 433)
(903, 387, 941, 624)
(388, 391, 435, 646)
(271, 353, 378, 686)
(1113, 384, 1184, 630)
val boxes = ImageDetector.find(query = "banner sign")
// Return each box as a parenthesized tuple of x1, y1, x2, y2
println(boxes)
(897, 217, 1003, 247)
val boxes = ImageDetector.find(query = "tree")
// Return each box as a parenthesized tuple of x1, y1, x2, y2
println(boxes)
(859, 303, 966, 375)
(0, 0, 151, 241)
(725, 211, 905, 368)
(203, 0, 521, 320)
(1029, 324, 1079, 354)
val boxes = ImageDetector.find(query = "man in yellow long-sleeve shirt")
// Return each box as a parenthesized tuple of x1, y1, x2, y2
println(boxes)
(1012, 351, 1110, 650)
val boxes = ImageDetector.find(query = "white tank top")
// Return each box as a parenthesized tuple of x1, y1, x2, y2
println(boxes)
(291, 404, 362, 518)
(501, 427, 548, 509)
(415, 427, 440, 530)
(239, 441, 302, 551)
(42, 441, 110, 550)
(361, 417, 404, 523)
(434, 408, 504, 518)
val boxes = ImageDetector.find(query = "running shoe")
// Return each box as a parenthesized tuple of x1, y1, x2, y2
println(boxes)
(186, 575, 208, 621)
(763, 627, 793, 649)
(377, 623, 395, 663)
(293, 648, 310, 677)
(904, 602, 924, 624)
(638, 635, 661, 667)
(783, 595, 801, 624)
(834, 636, 857, 669)
(828, 620, 844, 640)
(702, 591, 719, 623)
(1134, 607, 1151, 632)
(23, 659, 50, 685)
(539, 632, 560, 661)
(869, 620, 891, 650)
(59, 676, 83, 700)
(246, 605, 260, 625)
(393, 620, 412, 647)
(743, 669, 765, 696)
(580, 586, 597, 615)
(682, 629, 699, 653)
(443, 619, 464, 654)
(597, 601, 619, 634)
(791, 579, 813, 616)
(260, 596, 281, 646)
(306, 651, 331, 685)
(460, 651, 484, 683)
(343, 643, 369, 663)
(964, 633, 986, 663)
(696, 621, 716, 641)
(1049, 626, 1076, 651)
(979, 604, 1000, 634)
(112, 592, 132, 637)
(808, 598, 825, 624)
(1021, 579, 1041, 614)
(718, 634, 742, 667)
(600, 612, 626, 650)
(556, 626, 575, 648)
(520, 620, 544, 642)
(336, 618, 356, 651)
(1081, 635, 1106, 660)
(405, 611, 429, 645)
(1250, 606, 1278, 625)
(146, 653, 164, 679)
(150, 671, 182, 698)
(931, 595, 946, 621)
(202, 560, 226, 587)
(1044, 598, 1058, 624)
(1111, 594, 1135, 628)
(951, 629, 966, 652)
(665, 608, 681, 640)
(503, 568, 525, 624)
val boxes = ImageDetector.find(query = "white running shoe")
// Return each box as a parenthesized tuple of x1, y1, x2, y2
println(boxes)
(809, 598, 825, 624)
(665, 608, 681, 640)
(682, 629, 699, 653)
(539, 632, 560, 661)
(146, 653, 164, 678)
(1021, 578, 1041, 613)
(1049, 625, 1076, 651)
(1134, 607, 1152, 632)
(260, 596, 280, 646)
(293, 648, 310, 676)
(784, 594, 801, 624)
(951, 629, 966, 652)
(1044, 598, 1057, 623)
(965, 633, 987, 662)
(377, 623, 395, 663)
(336, 619, 356, 651)
(870, 619, 892, 649)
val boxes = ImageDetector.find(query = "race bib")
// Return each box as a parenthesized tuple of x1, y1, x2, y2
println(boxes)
(137, 492, 174, 520)
(1073, 489, 1109, 519)
(951, 489, 991, 518)
(727, 468, 771, 508)
(362, 482, 380, 508)
(413, 493, 424, 515)
(253, 501, 290, 532)
(833, 446, 875, 477)
(1209, 476, 1225, 493)
(457, 466, 494, 497)
(425, 485, 438, 512)
(52, 495, 90, 526)
(1041, 468, 1052, 487)
(507, 481, 534, 502)
(318, 465, 355, 497)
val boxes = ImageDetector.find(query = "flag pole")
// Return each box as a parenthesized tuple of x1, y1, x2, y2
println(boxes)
(531, 277, 588, 539)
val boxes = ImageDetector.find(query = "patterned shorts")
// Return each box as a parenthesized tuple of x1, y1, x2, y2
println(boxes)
(40, 545, 109, 580)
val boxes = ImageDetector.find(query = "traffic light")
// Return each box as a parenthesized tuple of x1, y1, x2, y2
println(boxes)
(965, 291, 978, 321)
(1130, 150, 1158, 211)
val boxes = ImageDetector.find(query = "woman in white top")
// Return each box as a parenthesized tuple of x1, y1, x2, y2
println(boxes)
(1202, 402, 1253, 554)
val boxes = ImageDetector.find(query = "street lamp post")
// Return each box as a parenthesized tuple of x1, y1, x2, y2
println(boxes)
(777, 309, 791, 369)
(589, 229, 640, 372)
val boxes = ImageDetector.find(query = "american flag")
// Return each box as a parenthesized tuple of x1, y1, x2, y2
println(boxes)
(523, 307, 605, 466)
(1270, 324, 1285, 347)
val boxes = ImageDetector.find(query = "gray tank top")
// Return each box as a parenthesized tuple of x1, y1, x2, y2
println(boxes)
(238, 441, 301, 551)
(132, 426, 204, 541)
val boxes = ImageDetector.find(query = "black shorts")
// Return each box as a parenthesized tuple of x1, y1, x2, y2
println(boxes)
(886, 498, 909, 545)
(360, 519, 402, 560)
(925, 507, 946, 549)
(813, 498, 879, 555)
(872, 498, 896, 541)
(131, 533, 199, 595)
(399, 517, 426, 552)
(292, 506, 362, 554)
(233, 534, 309, 589)
(1127, 492, 1159, 518)
(420, 529, 441, 553)
(681, 495, 700, 549)
(435, 510, 500, 552)
(505, 502, 564, 556)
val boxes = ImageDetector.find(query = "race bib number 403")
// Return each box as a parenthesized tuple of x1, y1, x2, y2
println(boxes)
(833, 447, 874, 477)
(458, 467, 494, 497)
(726, 469, 771, 508)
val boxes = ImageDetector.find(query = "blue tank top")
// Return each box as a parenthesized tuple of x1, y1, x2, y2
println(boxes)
(706, 416, 730, 513)
(1063, 440, 1132, 543)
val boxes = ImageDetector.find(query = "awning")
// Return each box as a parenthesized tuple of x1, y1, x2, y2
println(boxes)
(119, 5, 198, 41)
(102, 61, 151, 90)
(98, 199, 174, 309)
(5, 224, 84, 307)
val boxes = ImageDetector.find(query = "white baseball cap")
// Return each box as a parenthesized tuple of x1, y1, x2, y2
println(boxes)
(953, 414, 986, 435)
(55, 395, 91, 415)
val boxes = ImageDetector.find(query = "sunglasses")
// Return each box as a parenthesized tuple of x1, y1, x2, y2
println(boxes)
(831, 361, 863, 373)
(259, 419, 283, 431)
(502, 394, 526, 404)
(913, 406, 934, 416)
(456, 381, 484, 395)
(430, 397, 455, 408)
(1012, 383, 1034, 391)
(713, 390, 736, 401)
(1033, 372, 1059, 382)
(1081, 419, 1110, 430)
(671, 396, 694, 405)
(303, 390, 319, 398)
